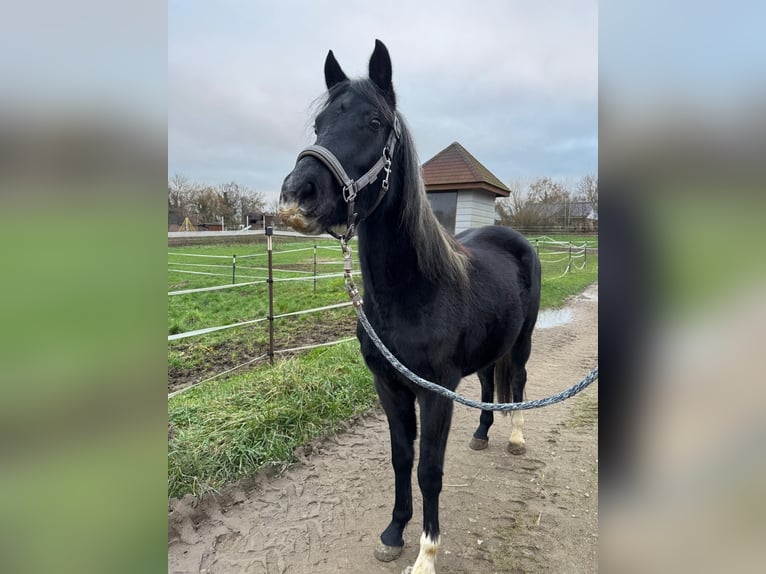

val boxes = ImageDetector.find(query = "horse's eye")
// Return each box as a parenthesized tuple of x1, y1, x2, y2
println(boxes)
(370, 118, 382, 131)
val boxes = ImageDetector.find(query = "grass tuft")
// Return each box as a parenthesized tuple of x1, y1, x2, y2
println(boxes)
(168, 341, 374, 498)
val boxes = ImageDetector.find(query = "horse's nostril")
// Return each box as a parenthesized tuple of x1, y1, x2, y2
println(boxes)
(296, 180, 315, 202)
(281, 173, 315, 205)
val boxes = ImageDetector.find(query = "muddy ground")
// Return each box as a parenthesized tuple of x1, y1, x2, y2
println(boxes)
(168, 311, 357, 394)
(168, 284, 598, 573)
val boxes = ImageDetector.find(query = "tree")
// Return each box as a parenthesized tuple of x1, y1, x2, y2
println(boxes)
(221, 182, 266, 226)
(495, 178, 542, 227)
(575, 174, 598, 216)
(188, 184, 224, 225)
(265, 197, 281, 216)
(528, 177, 570, 204)
(527, 177, 572, 227)
(168, 173, 195, 225)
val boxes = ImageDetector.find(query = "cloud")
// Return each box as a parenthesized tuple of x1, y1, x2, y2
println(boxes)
(169, 0, 597, 198)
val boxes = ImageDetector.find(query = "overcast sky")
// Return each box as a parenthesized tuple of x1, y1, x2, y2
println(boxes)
(169, 0, 597, 203)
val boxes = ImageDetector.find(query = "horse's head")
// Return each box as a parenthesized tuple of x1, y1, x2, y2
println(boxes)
(280, 40, 399, 235)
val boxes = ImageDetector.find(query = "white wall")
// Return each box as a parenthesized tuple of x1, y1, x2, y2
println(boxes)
(455, 190, 497, 233)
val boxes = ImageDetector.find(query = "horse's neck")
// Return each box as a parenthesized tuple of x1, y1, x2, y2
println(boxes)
(357, 196, 425, 306)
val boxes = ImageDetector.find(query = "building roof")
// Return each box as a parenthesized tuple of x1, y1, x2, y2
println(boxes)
(421, 142, 510, 197)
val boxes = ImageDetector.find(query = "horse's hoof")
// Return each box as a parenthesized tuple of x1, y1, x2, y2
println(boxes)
(506, 442, 526, 455)
(402, 567, 414, 574)
(375, 541, 404, 562)
(469, 437, 489, 450)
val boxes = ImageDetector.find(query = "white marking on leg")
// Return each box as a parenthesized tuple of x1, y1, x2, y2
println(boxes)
(404, 532, 439, 574)
(509, 410, 525, 449)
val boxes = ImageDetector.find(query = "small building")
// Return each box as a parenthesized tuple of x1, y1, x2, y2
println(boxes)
(422, 142, 510, 234)
(246, 212, 277, 229)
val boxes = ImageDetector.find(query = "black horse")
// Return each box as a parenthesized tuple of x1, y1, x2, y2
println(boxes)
(280, 40, 540, 574)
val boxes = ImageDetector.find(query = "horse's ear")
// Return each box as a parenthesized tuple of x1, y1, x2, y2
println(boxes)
(369, 39, 395, 105)
(324, 50, 348, 90)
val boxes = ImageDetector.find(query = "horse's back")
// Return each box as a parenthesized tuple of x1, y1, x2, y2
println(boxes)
(457, 225, 540, 288)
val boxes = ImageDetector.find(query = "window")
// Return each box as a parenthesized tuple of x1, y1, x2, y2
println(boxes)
(427, 192, 457, 234)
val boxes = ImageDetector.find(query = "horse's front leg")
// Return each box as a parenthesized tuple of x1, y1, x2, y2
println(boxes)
(374, 376, 417, 562)
(405, 391, 454, 574)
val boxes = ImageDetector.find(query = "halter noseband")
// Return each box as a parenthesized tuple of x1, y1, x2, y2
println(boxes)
(295, 115, 401, 241)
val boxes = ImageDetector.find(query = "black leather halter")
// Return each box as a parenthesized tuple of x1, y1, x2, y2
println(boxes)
(295, 115, 401, 241)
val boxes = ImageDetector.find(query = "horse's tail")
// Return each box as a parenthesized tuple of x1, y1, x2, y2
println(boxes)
(495, 240, 539, 412)
(521, 240, 542, 307)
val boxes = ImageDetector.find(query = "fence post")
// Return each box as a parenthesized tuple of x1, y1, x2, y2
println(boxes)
(535, 239, 539, 257)
(584, 244, 587, 267)
(313, 243, 317, 294)
(568, 242, 572, 270)
(232, 254, 236, 284)
(266, 226, 274, 365)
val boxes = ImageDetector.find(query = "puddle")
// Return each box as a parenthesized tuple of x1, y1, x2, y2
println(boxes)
(577, 290, 599, 302)
(536, 308, 573, 329)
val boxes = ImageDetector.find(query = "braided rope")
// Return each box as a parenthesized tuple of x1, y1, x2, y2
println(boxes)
(340, 239, 598, 411)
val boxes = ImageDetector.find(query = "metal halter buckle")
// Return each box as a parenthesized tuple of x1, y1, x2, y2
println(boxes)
(342, 183, 357, 203)
(381, 147, 392, 191)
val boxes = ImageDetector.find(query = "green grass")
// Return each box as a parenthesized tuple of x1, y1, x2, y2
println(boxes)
(167, 233, 598, 498)
(168, 341, 373, 498)
(168, 238, 358, 384)
(540, 253, 598, 309)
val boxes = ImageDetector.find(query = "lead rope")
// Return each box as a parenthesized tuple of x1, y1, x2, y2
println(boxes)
(339, 238, 598, 411)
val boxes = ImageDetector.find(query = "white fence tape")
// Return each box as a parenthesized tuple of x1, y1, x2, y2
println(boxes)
(168, 280, 267, 296)
(168, 335, 359, 399)
(271, 272, 346, 283)
(167, 354, 269, 399)
(167, 252, 231, 259)
(272, 301, 352, 320)
(275, 337, 357, 354)
(237, 265, 314, 274)
(168, 300, 353, 341)
(168, 316, 269, 341)
(167, 261, 233, 269)
(168, 269, 263, 280)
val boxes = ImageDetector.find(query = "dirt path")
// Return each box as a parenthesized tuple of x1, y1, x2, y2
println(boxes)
(169, 284, 598, 573)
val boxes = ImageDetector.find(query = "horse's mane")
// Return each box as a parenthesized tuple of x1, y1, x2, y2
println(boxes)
(315, 79, 470, 288)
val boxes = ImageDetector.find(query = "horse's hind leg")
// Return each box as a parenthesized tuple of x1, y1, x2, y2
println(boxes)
(507, 332, 532, 455)
(469, 365, 495, 450)
(374, 376, 417, 562)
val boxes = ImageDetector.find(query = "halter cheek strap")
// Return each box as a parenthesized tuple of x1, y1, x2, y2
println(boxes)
(295, 115, 401, 241)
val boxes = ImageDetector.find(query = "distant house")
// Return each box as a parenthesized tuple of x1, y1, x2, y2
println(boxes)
(530, 201, 598, 231)
(422, 142, 510, 234)
(246, 212, 276, 229)
(199, 222, 223, 231)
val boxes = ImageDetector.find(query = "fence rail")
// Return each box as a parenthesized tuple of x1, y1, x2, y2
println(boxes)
(168, 231, 594, 397)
